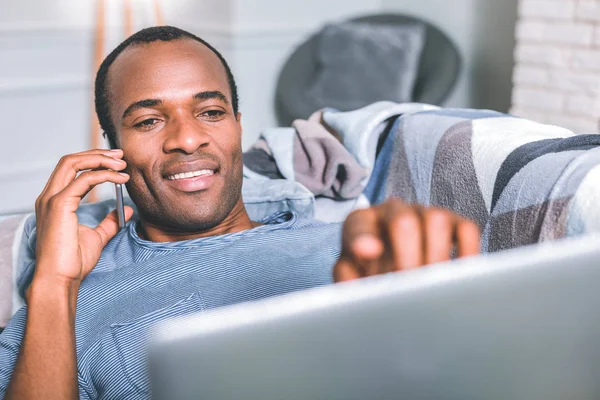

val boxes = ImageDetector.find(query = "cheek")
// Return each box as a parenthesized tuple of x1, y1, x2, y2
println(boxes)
(217, 125, 242, 156)
(121, 134, 159, 173)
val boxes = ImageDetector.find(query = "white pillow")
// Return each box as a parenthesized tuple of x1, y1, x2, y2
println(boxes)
(0, 214, 30, 328)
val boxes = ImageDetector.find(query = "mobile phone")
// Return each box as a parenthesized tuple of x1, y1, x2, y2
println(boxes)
(115, 183, 126, 230)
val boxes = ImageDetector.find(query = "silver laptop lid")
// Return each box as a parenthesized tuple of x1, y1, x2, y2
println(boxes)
(151, 234, 600, 400)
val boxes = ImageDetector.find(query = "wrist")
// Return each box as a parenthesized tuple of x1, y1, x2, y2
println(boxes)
(27, 274, 80, 311)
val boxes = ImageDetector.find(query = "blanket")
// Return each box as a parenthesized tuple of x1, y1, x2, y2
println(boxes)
(359, 108, 600, 252)
(246, 103, 600, 252)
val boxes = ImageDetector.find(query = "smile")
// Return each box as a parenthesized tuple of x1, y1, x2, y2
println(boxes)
(166, 169, 215, 181)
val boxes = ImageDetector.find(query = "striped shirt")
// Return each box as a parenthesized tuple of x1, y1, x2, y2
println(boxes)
(0, 212, 342, 399)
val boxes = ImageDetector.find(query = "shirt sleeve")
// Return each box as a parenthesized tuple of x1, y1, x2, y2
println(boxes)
(0, 307, 26, 399)
(0, 308, 97, 400)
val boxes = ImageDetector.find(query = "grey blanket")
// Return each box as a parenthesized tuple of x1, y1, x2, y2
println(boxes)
(363, 108, 600, 252)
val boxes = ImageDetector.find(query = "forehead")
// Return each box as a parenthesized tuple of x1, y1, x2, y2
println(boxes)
(106, 39, 230, 110)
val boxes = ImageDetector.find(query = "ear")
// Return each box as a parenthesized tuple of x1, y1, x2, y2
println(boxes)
(236, 112, 243, 134)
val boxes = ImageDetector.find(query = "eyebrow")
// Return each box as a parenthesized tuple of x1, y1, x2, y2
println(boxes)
(194, 91, 229, 105)
(121, 99, 162, 120)
(121, 91, 230, 121)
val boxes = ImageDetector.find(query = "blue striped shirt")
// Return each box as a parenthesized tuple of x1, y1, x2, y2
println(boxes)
(0, 212, 342, 399)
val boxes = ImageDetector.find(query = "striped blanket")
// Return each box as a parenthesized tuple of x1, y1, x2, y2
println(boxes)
(245, 103, 600, 252)
(361, 109, 600, 252)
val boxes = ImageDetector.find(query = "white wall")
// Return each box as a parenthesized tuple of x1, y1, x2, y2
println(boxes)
(381, 0, 519, 112)
(0, 0, 384, 214)
(1, 1, 94, 214)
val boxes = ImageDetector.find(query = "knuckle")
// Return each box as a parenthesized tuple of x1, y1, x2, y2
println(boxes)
(345, 209, 369, 225)
(390, 210, 420, 230)
(425, 208, 450, 223)
(34, 199, 42, 215)
(74, 170, 89, 182)
(46, 195, 63, 209)
(459, 220, 480, 236)
(77, 170, 99, 184)
(58, 154, 74, 166)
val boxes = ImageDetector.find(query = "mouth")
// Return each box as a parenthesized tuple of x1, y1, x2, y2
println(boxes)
(166, 169, 215, 181)
(163, 164, 220, 193)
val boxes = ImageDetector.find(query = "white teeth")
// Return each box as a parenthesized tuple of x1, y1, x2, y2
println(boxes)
(167, 169, 215, 181)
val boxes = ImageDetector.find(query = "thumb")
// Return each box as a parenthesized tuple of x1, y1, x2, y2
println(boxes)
(94, 206, 135, 247)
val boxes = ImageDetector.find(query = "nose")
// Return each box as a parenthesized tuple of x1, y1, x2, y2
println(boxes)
(162, 115, 209, 154)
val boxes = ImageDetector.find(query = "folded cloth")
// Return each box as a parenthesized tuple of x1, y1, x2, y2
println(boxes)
(243, 112, 367, 200)
(242, 144, 284, 180)
(292, 110, 367, 199)
(245, 101, 440, 222)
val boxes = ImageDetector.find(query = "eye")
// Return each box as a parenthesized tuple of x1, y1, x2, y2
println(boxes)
(133, 118, 160, 131)
(200, 109, 225, 120)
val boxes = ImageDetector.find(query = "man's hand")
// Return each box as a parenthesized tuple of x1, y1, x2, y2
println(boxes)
(32, 149, 133, 289)
(334, 199, 480, 282)
(6, 149, 134, 400)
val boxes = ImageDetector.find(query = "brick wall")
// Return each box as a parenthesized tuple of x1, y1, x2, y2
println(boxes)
(511, 0, 600, 133)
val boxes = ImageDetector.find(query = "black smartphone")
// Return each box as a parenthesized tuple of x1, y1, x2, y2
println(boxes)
(115, 183, 126, 230)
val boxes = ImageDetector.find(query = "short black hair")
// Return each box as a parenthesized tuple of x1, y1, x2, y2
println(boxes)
(94, 25, 239, 149)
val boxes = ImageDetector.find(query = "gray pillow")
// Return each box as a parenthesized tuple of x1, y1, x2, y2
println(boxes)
(304, 22, 426, 112)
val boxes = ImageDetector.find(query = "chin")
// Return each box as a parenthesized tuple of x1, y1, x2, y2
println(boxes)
(157, 206, 228, 231)
(138, 194, 236, 232)
(129, 174, 243, 233)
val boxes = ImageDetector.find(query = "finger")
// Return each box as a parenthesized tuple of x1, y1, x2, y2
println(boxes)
(333, 258, 362, 282)
(384, 201, 424, 270)
(39, 153, 126, 209)
(45, 153, 127, 198)
(37, 149, 121, 212)
(456, 219, 480, 257)
(342, 209, 384, 275)
(39, 150, 125, 202)
(94, 207, 135, 247)
(423, 209, 453, 264)
(50, 170, 130, 210)
(40, 150, 123, 196)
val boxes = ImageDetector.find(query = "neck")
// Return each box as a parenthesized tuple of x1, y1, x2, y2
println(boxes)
(137, 200, 259, 242)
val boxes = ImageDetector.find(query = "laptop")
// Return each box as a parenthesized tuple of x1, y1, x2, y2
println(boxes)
(150, 234, 600, 400)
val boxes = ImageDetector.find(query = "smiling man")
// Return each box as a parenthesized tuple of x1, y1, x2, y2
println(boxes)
(0, 26, 479, 399)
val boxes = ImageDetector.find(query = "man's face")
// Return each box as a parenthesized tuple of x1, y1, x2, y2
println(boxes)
(107, 39, 244, 232)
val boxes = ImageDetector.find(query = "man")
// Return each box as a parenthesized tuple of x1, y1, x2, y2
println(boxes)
(0, 26, 479, 399)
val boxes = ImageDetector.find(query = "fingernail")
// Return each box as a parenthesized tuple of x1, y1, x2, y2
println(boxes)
(353, 235, 383, 258)
(119, 172, 129, 176)
(110, 149, 122, 152)
(354, 235, 380, 247)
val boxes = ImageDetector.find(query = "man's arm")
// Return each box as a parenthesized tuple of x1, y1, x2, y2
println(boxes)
(6, 280, 79, 399)
(334, 199, 480, 281)
(4, 149, 132, 399)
